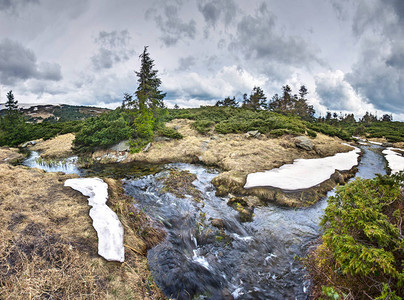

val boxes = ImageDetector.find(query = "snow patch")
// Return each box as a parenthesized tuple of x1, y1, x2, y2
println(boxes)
(383, 148, 404, 174)
(368, 140, 383, 146)
(64, 178, 124, 262)
(244, 145, 360, 190)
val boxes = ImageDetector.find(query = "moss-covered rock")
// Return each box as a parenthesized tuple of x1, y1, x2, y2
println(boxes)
(160, 169, 202, 202)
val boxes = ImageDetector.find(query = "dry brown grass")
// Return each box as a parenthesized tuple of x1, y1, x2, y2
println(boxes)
(0, 147, 24, 164)
(102, 119, 351, 173)
(93, 119, 353, 207)
(31, 133, 75, 158)
(0, 164, 165, 299)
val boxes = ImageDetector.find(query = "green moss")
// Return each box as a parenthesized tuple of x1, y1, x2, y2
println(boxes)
(160, 169, 202, 202)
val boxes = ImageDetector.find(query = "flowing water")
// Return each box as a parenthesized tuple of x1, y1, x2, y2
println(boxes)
(22, 151, 81, 174)
(22, 144, 388, 299)
(123, 144, 387, 300)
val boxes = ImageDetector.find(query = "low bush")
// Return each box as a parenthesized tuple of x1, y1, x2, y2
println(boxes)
(73, 110, 132, 152)
(306, 173, 404, 299)
(156, 127, 183, 139)
(307, 129, 317, 138)
(192, 120, 215, 134)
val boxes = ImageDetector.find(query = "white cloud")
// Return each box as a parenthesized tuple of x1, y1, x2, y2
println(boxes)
(163, 65, 267, 101)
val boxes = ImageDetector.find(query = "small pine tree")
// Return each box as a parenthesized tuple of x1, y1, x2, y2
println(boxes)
(5, 90, 18, 113)
(132, 46, 166, 112)
(243, 87, 266, 110)
(223, 96, 238, 107)
(216, 96, 238, 107)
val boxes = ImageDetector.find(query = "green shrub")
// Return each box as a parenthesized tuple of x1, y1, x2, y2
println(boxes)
(156, 127, 183, 139)
(306, 173, 404, 299)
(269, 128, 293, 137)
(192, 120, 215, 134)
(307, 129, 317, 138)
(73, 110, 132, 152)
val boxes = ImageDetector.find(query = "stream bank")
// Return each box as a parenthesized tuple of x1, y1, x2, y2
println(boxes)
(122, 143, 387, 299)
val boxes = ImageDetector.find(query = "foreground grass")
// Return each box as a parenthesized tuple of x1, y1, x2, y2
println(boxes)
(0, 163, 165, 299)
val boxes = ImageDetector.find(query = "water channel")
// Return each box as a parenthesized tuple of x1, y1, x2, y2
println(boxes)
(22, 144, 388, 299)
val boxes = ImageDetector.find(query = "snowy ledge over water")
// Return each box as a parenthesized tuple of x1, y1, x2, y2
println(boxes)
(64, 178, 124, 262)
(383, 148, 404, 174)
(244, 144, 360, 191)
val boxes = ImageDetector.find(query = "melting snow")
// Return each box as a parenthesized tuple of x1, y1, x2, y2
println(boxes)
(383, 148, 404, 174)
(65, 178, 124, 262)
(244, 145, 360, 190)
(368, 140, 383, 146)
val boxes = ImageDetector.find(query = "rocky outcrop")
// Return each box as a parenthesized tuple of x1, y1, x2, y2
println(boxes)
(295, 136, 314, 151)
(245, 130, 260, 138)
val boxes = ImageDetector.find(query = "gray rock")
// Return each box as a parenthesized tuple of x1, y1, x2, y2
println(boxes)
(143, 142, 151, 152)
(201, 140, 210, 151)
(245, 130, 260, 138)
(20, 140, 37, 148)
(295, 136, 314, 151)
(153, 136, 171, 142)
(382, 142, 394, 147)
(331, 171, 344, 184)
(211, 218, 225, 229)
(110, 140, 130, 152)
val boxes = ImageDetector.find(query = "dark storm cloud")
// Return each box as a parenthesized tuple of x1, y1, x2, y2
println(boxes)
(345, 0, 404, 114)
(96, 30, 131, 48)
(146, 3, 196, 47)
(0, 0, 39, 13)
(177, 56, 196, 71)
(91, 30, 134, 71)
(229, 3, 323, 73)
(38, 62, 62, 81)
(0, 39, 62, 85)
(197, 0, 237, 27)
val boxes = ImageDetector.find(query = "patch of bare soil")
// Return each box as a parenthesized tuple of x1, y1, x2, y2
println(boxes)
(0, 164, 165, 299)
(0, 147, 24, 164)
(30, 133, 75, 158)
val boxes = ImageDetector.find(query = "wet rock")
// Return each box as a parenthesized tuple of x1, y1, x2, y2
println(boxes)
(210, 288, 234, 300)
(20, 140, 37, 148)
(148, 245, 224, 300)
(245, 130, 260, 138)
(295, 136, 314, 151)
(331, 170, 344, 184)
(210, 218, 225, 229)
(227, 197, 254, 222)
(382, 142, 394, 147)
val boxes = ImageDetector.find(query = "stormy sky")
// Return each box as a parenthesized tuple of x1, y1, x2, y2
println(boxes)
(0, 0, 403, 120)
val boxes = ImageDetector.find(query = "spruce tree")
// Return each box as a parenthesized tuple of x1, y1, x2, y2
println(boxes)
(5, 90, 18, 113)
(243, 86, 266, 110)
(123, 46, 166, 151)
(132, 46, 166, 111)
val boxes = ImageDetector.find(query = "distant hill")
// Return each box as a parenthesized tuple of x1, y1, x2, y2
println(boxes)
(0, 104, 110, 123)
